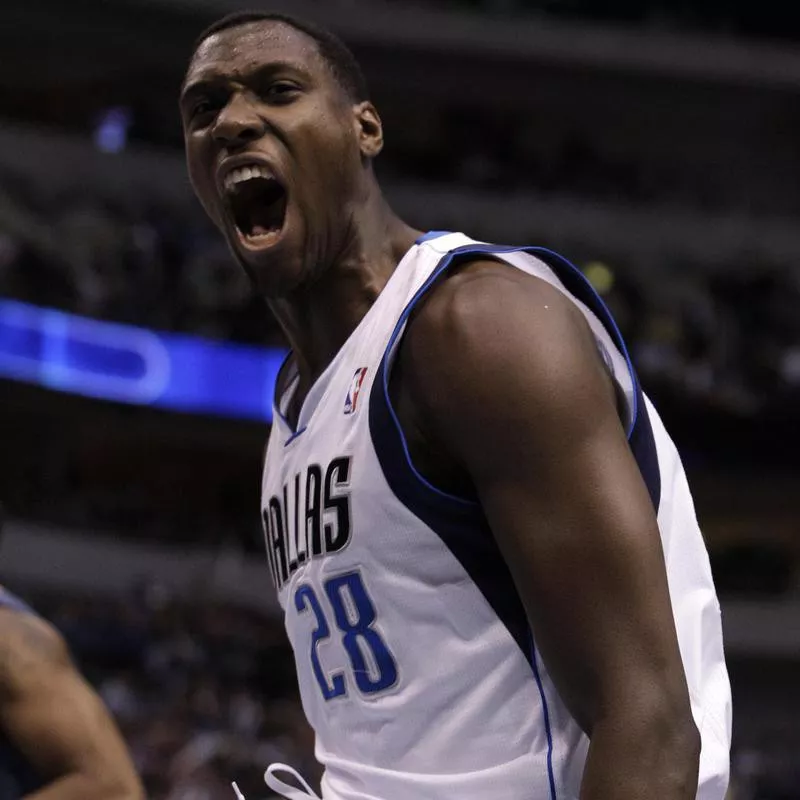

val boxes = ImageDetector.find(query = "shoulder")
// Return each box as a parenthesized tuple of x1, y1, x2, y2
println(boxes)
(401, 257, 609, 416)
(0, 608, 70, 693)
(408, 255, 595, 355)
(394, 255, 624, 477)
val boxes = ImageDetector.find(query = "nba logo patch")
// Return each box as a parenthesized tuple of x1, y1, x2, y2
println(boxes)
(344, 367, 368, 415)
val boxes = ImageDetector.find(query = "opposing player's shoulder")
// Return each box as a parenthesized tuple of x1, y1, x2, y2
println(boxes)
(0, 608, 70, 691)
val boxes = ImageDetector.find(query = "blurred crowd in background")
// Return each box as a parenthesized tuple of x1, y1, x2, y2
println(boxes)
(0, 169, 272, 346)
(1, 158, 799, 421)
(1, 0, 800, 798)
(394, 0, 800, 41)
(17, 581, 315, 800)
(0, 576, 789, 800)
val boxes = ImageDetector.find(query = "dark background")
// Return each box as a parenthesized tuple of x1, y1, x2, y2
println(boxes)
(0, 1, 799, 797)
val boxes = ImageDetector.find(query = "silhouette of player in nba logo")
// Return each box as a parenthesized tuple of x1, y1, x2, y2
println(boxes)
(344, 367, 368, 414)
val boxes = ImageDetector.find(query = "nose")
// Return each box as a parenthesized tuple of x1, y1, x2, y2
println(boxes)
(211, 92, 266, 148)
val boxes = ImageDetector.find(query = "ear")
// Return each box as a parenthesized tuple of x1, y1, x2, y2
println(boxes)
(353, 102, 384, 159)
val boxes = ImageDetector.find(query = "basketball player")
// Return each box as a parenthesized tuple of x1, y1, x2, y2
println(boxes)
(0, 522, 144, 798)
(181, 12, 732, 800)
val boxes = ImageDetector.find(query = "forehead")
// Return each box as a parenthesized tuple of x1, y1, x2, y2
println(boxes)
(186, 22, 326, 85)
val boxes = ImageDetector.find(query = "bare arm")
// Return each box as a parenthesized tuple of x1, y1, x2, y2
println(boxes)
(401, 260, 700, 799)
(0, 609, 144, 800)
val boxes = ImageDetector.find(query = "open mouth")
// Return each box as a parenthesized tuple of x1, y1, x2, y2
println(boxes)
(223, 165, 288, 248)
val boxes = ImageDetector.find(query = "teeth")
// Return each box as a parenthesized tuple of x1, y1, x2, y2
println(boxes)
(223, 164, 274, 192)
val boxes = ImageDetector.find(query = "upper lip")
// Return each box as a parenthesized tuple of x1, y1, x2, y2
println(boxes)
(215, 153, 283, 198)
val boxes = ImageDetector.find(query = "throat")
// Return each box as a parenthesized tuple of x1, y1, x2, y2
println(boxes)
(268, 221, 424, 410)
(274, 289, 380, 406)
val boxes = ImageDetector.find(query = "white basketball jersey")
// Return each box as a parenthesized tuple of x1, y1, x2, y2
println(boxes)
(261, 232, 732, 800)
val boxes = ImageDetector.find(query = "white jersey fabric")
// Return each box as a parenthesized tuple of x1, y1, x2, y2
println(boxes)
(260, 232, 732, 800)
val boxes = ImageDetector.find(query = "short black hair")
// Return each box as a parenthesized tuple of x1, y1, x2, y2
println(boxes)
(194, 11, 369, 102)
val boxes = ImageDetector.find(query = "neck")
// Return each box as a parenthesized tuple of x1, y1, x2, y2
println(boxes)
(269, 184, 422, 388)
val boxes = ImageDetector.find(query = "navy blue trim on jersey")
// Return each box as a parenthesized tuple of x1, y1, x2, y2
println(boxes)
(273, 352, 312, 446)
(507, 244, 661, 512)
(273, 350, 296, 431)
(284, 427, 308, 446)
(531, 637, 558, 800)
(370, 238, 662, 667)
(369, 372, 533, 668)
(370, 236, 661, 796)
(400, 238, 662, 510)
(0, 588, 34, 615)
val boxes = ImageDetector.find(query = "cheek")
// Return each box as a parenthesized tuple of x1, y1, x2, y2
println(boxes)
(287, 112, 362, 215)
(314, 125, 361, 190)
(301, 106, 360, 168)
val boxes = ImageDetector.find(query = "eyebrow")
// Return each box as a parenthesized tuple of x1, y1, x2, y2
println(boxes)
(180, 60, 311, 104)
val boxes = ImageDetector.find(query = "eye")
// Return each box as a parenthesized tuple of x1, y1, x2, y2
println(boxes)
(264, 82, 301, 103)
(191, 99, 214, 119)
(184, 94, 223, 128)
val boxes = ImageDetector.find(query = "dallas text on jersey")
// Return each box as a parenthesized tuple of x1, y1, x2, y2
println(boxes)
(263, 456, 353, 590)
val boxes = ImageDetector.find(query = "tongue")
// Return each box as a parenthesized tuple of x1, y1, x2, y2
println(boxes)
(251, 224, 272, 236)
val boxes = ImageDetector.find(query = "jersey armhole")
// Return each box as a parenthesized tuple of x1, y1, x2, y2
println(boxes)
(369, 250, 483, 518)
(367, 247, 534, 669)
(369, 242, 662, 514)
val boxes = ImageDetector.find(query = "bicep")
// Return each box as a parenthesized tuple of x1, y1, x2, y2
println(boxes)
(1, 623, 136, 788)
(408, 266, 690, 733)
(475, 392, 680, 731)
(7, 669, 112, 777)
